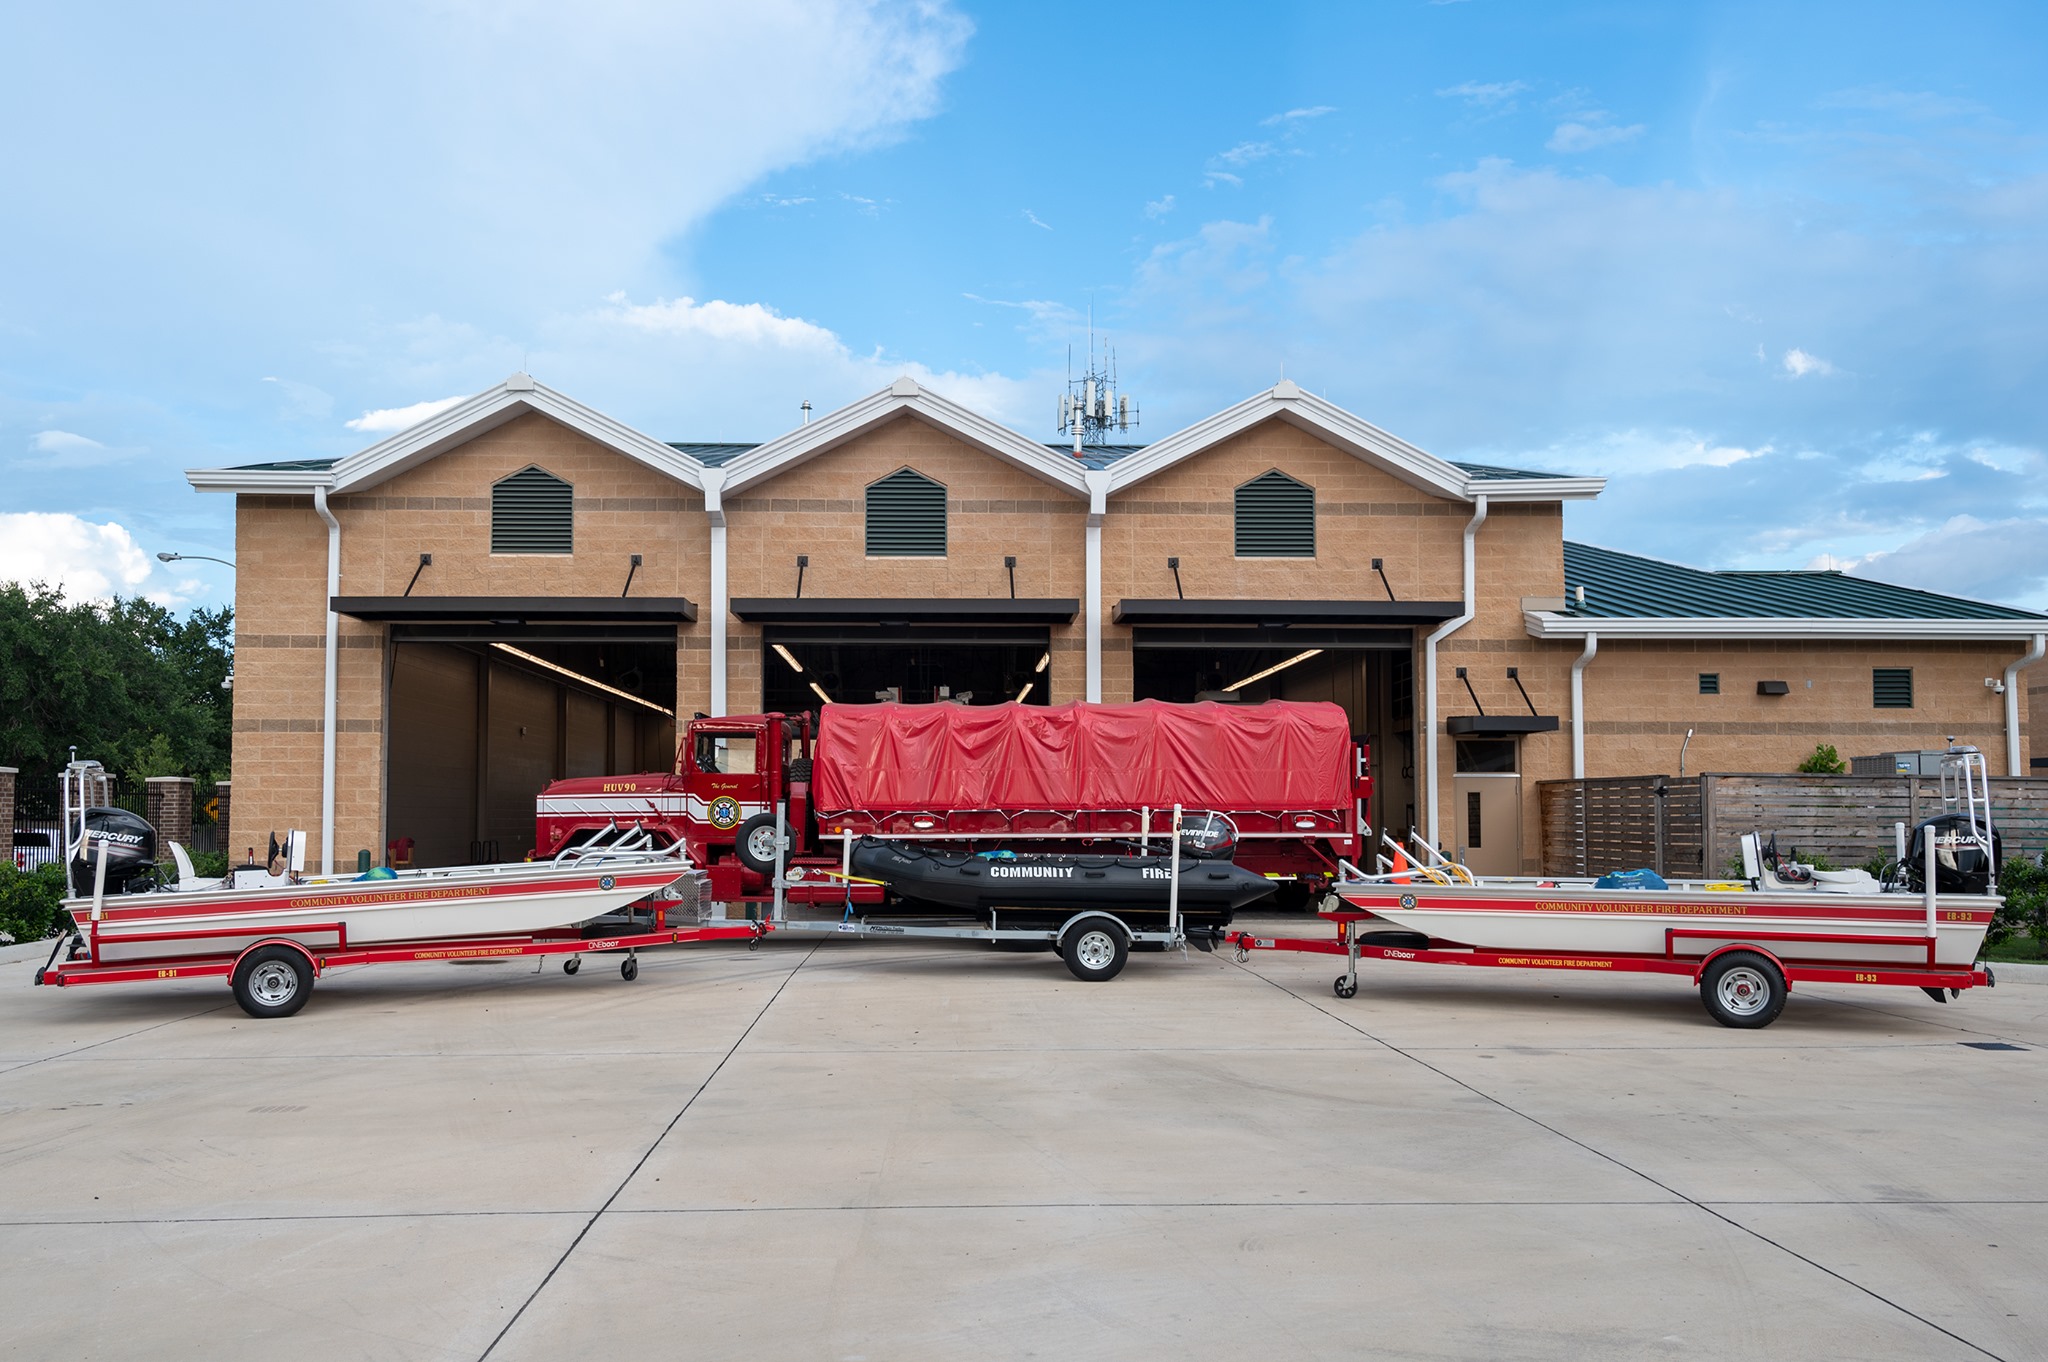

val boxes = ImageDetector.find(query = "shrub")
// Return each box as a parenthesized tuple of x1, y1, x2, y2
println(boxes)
(1797, 743, 1848, 774)
(1990, 853, 2048, 948)
(0, 863, 70, 944)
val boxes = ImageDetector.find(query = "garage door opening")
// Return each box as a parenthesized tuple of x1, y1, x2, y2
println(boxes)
(762, 626, 1052, 715)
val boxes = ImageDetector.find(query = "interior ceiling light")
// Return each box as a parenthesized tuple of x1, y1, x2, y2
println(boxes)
(772, 643, 805, 674)
(490, 643, 674, 716)
(1224, 649, 1325, 693)
(807, 680, 833, 705)
(1034, 652, 1050, 674)
(1014, 681, 1034, 703)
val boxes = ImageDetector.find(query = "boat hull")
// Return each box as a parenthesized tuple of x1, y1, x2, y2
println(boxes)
(848, 840, 1273, 919)
(66, 859, 692, 966)
(1336, 882, 1994, 968)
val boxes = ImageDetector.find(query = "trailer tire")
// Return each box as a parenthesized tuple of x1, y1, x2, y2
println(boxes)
(1700, 951, 1786, 1029)
(621, 955, 639, 981)
(562, 957, 580, 975)
(1060, 918, 1128, 982)
(735, 813, 792, 876)
(232, 946, 312, 1019)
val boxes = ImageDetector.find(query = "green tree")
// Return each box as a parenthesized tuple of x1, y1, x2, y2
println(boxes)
(1797, 743, 1848, 774)
(0, 583, 233, 793)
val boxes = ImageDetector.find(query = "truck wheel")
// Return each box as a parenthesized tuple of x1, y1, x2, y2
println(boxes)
(232, 946, 312, 1019)
(1700, 951, 1786, 1029)
(1060, 919, 1128, 982)
(735, 814, 791, 876)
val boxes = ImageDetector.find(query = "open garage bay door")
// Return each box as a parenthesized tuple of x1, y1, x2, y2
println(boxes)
(340, 598, 691, 868)
(762, 625, 1051, 715)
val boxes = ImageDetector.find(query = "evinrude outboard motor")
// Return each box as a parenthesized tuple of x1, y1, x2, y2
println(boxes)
(67, 808, 158, 897)
(1903, 813, 2000, 895)
(1177, 811, 1240, 862)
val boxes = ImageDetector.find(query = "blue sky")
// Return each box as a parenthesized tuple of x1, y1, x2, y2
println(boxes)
(2, 0, 2045, 609)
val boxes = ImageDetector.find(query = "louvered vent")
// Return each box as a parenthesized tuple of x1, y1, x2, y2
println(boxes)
(866, 468, 946, 557)
(1235, 471, 1315, 557)
(492, 466, 572, 555)
(1873, 667, 1914, 709)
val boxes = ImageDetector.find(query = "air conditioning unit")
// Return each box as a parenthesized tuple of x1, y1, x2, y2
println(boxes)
(1849, 750, 1953, 777)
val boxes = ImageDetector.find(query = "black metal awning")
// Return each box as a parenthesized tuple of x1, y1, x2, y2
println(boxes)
(332, 596, 697, 623)
(1446, 715, 1561, 736)
(731, 597, 1079, 626)
(1112, 598, 1463, 628)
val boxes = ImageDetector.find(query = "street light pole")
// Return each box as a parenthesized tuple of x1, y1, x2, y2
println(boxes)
(156, 551, 236, 569)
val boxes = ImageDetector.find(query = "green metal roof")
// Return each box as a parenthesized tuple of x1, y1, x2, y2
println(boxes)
(224, 457, 338, 472)
(1562, 541, 2046, 621)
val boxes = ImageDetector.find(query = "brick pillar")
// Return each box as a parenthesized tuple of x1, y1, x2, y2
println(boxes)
(0, 767, 15, 868)
(215, 780, 233, 865)
(145, 776, 195, 853)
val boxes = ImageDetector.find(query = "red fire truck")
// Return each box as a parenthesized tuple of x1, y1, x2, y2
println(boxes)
(534, 700, 1370, 909)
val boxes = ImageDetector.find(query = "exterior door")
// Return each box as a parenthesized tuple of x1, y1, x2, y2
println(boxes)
(1452, 774, 1522, 876)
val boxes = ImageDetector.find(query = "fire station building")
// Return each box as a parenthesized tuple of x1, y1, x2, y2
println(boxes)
(188, 373, 2048, 874)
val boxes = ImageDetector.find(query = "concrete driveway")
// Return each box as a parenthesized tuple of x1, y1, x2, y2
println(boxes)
(3, 922, 2043, 1361)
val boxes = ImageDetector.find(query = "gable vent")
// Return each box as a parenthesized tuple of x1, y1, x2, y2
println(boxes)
(492, 466, 573, 555)
(866, 468, 946, 557)
(1873, 667, 1914, 709)
(1235, 470, 1315, 558)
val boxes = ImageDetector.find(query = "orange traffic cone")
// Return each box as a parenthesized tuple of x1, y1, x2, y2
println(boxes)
(1390, 846, 1410, 885)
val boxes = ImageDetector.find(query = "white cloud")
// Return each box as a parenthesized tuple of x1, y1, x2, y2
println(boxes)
(345, 394, 469, 434)
(1022, 209, 1052, 231)
(1203, 170, 1243, 189)
(1261, 106, 1336, 126)
(1437, 81, 1528, 107)
(1547, 118, 1645, 152)
(1816, 87, 1986, 120)
(31, 430, 105, 453)
(1841, 514, 2048, 608)
(1481, 428, 1771, 477)
(0, 512, 154, 602)
(603, 294, 845, 352)
(1144, 194, 1176, 219)
(1782, 347, 1836, 378)
(1214, 141, 1276, 168)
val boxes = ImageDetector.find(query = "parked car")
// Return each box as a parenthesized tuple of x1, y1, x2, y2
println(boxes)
(13, 829, 55, 871)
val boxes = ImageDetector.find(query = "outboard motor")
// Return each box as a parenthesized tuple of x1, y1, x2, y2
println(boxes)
(1903, 813, 2000, 895)
(67, 807, 158, 897)
(1177, 811, 1240, 862)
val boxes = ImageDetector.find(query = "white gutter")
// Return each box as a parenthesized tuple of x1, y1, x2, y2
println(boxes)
(311, 486, 340, 877)
(1083, 470, 1108, 702)
(1525, 611, 2048, 642)
(1570, 632, 1598, 779)
(2004, 633, 2046, 776)
(702, 470, 727, 717)
(1421, 495, 1488, 844)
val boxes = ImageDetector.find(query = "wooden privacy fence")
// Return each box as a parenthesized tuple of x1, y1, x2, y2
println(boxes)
(1541, 773, 2048, 878)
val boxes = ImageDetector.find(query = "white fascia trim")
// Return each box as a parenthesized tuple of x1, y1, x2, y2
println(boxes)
(1524, 611, 2048, 641)
(717, 378, 1090, 498)
(1101, 381, 1602, 502)
(185, 467, 336, 494)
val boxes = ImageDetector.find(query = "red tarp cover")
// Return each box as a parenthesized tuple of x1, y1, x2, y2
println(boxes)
(813, 700, 1353, 815)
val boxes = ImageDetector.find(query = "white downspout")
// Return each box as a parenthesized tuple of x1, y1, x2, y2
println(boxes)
(2004, 632, 2045, 776)
(702, 471, 727, 717)
(1570, 632, 1598, 780)
(312, 485, 340, 876)
(1084, 470, 1108, 703)
(1421, 495, 1487, 844)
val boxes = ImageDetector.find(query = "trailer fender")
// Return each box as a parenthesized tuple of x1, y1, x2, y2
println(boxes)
(1055, 911, 1131, 949)
(1692, 942, 1790, 992)
(231, 936, 323, 982)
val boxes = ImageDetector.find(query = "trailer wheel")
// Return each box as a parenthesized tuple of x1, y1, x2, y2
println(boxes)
(1060, 919, 1128, 982)
(232, 946, 312, 1019)
(562, 957, 580, 975)
(1334, 976, 1358, 999)
(735, 813, 791, 876)
(1700, 951, 1786, 1029)
(621, 956, 639, 982)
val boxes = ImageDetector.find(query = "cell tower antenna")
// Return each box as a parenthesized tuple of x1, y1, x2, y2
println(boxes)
(1057, 301, 1138, 453)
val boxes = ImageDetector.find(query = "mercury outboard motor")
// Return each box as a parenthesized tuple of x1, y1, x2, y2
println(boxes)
(1903, 813, 2000, 895)
(67, 807, 158, 897)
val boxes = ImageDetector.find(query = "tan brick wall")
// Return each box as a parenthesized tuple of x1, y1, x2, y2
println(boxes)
(724, 413, 1089, 709)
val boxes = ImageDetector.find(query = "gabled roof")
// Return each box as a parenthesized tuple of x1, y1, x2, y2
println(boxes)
(1523, 541, 2048, 641)
(709, 376, 1092, 498)
(1100, 381, 1605, 503)
(187, 374, 703, 495)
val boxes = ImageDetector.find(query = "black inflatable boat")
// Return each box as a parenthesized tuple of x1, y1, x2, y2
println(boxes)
(845, 833, 1276, 922)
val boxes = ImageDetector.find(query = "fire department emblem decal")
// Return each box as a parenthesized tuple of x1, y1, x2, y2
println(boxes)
(599, 875, 616, 891)
(708, 796, 742, 830)
(1399, 893, 1416, 910)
